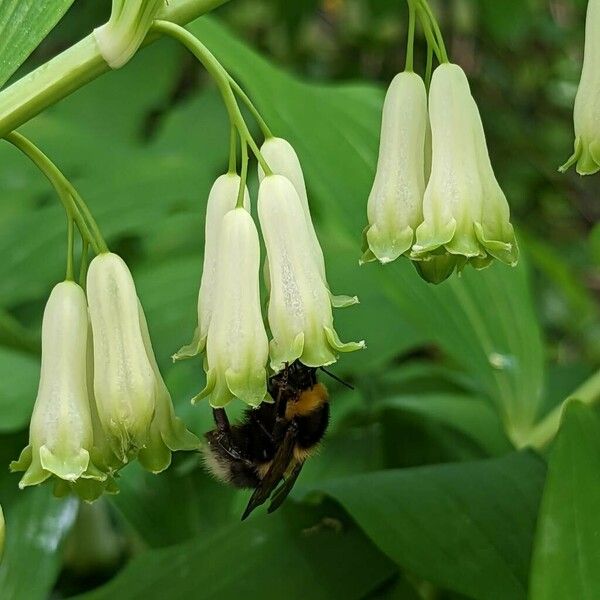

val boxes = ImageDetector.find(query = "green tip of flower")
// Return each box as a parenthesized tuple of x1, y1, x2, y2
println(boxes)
(560, 137, 600, 176)
(324, 327, 366, 354)
(172, 327, 203, 362)
(413, 255, 459, 284)
(330, 293, 360, 308)
(365, 224, 414, 265)
(39, 446, 90, 482)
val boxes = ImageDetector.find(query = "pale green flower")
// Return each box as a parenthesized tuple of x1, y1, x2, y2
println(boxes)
(94, 0, 165, 68)
(86, 253, 156, 461)
(561, 0, 600, 175)
(195, 208, 269, 408)
(258, 174, 365, 372)
(362, 71, 428, 264)
(11, 282, 104, 488)
(412, 63, 518, 282)
(137, 302, 200, 473)
(173, 173, 249, 361)
(259, 137, 358, 308)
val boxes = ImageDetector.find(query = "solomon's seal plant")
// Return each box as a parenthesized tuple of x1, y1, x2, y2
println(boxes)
(3, 0, 363, 503)
(561, 0, 600, 176)
(361, 0, 518, 283)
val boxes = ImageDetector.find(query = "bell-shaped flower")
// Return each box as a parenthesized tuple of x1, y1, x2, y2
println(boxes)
(10, 282, 104, 488)
(411, 63, 518, 281)
(259, 174, 365, 372)
(362, 71, 428, 264)
(137, 303, 200, 473)
(195, 208, 269, 408)
(259, 137, 358, 308)
(86, 253, 156, 461)
(173, 173, 249, 361)
(561, 0, 600, 175)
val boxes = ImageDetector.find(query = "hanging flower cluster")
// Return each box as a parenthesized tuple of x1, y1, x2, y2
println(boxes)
(361, 1, 518, 283)
(175, 138, 364, 408)
(561, 0, 600, 176)
(11, 255, 199, 501)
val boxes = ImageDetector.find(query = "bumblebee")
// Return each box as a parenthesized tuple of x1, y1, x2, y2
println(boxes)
(202, 361, 330, 520)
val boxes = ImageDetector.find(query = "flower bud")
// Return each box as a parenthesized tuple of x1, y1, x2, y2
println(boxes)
(259, 137, 358, 308)
(412, 63, 518, 281)
(173, 174, 249, 361)
(86, 253, 156, 460)
(10, 282, 102, 488)
(259, 175, 365, 371)
(561, 0, 600, 175)
(137, 303, 200, 473)
(195, 208, 269, 408)
(362, 71, 428, 264)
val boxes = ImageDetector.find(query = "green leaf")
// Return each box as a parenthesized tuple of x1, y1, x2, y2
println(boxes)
(378, 393, 513, 463)
(0, 0, 76, 89)
(75, 502, 397, 600)
(529, 401, 600, 600)
(0, 434, 78, 599)
(189, 16, 545, 441)
(0, 346, 39, 432)
(320, 452, 546, 600)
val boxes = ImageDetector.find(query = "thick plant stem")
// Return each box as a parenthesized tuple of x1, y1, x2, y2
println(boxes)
(0, 0, 231, 137)
(519, 368, 600, 450)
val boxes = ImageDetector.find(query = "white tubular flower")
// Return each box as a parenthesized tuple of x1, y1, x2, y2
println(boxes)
(362, 71, 428, 264)
(173, 174, 249, 361)
(137, 303, 199, 473)
(561, 0, 600, 175)
(10, 282, 103, 488)
(412, 63, 517, 282)
(259, 137, 358, 308)
(86, 253, 156, 461)
(196, 208, 269, 408)
(259, 175, 365, 372)
(94, 0, 165, 69)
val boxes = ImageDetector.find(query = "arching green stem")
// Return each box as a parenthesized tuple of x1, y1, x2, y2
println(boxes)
(416, 4, 443, 63)
(152, 20, 272, 175)
(66, 213, 75, 281)
(405, 0, 417, 72)
(227, 75, 272, 139)
(228, 124, 237, 173)
(79, 240, 89, 288)
(236, 134, 248, 209)
(425, 44, 433, 88)
(4, 132, 107, 254)
(418, 0, 449, 63)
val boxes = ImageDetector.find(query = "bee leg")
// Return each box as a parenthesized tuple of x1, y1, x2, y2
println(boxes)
(212, 408, 231, 433)
(208, 409, 250, 463)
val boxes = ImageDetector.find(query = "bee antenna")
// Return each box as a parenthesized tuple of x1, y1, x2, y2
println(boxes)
(319, 367, 354, 390)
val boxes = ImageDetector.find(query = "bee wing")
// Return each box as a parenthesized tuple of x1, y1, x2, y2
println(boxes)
(241, 423, 297, 520)
(267, 460, 304, 514)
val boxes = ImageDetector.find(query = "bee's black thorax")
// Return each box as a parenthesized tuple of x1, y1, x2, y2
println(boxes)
(202, 361, 331, 512)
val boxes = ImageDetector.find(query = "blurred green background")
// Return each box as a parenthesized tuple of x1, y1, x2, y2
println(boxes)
(0, 0, 598, 598)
